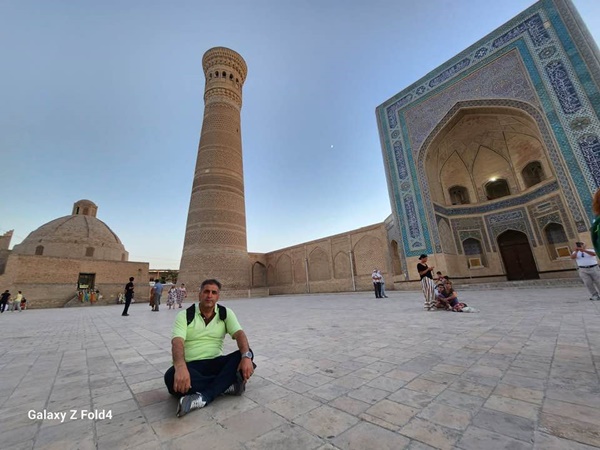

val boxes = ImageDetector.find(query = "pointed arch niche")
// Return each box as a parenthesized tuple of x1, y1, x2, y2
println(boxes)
(423, 105, 554, 206)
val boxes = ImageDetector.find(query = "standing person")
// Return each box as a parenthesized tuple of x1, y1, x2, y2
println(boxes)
(371, 269, 382, 298)
(167, 285, 178, 310)
(164, 279, 255, 417)
(591, 189, 600, 255)
(417, 254, 437, 310)
(176, 283, 187, 308)
(570, 241, 600, 301)
(122, 277, 134, 316)
(152, 279, 164, 312)
(0, 290, 10, 313)
(12, 291, 23, 312)
(378, 270, 389, 298)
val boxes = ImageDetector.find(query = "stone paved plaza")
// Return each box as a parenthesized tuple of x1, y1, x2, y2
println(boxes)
(1, 286, 599, 450)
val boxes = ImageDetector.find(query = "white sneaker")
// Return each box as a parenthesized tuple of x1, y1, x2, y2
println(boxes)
(176, 393, 206, 417)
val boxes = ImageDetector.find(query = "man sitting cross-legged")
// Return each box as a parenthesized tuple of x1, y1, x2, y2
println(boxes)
(164, 278, 255, 417)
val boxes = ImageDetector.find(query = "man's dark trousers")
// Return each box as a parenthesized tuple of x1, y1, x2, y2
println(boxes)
(373, 282, 382, 298)
(122, 295, 132, 315)
(164, 351, 242, 404)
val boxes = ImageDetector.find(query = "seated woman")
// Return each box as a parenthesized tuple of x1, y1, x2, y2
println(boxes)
(435, 283, 453, 310)
(440, 280, 472, 312)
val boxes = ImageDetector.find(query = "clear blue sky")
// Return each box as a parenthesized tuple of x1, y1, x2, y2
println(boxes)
(2, 0, 599, 269)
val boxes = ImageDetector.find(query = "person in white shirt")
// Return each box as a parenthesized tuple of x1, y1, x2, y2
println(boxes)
(570, 241, 600, 301)
(377, 270, 388, 298)
(371, 269, 382, 298)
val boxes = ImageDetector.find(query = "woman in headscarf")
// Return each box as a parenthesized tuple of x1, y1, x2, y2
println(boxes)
(417, 254, 437, 310)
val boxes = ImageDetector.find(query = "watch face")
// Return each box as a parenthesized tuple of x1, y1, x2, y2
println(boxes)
(244, 351, 253, 358)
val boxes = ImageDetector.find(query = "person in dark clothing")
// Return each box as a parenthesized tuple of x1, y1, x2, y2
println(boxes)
(0, 290, 10, 313)
(417, 254, 436, 311)
(122, 277, 134, 316)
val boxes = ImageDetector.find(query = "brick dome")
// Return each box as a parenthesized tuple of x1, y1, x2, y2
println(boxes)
(12, 200, 128, 261)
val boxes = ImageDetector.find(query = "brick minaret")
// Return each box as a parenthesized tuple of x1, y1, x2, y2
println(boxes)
(179, 47, 250, 295)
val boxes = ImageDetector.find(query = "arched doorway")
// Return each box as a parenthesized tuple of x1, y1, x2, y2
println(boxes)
(497, 230, 539, 280)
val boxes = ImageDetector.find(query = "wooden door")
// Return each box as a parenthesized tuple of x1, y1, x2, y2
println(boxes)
(498, 230, 539, 280)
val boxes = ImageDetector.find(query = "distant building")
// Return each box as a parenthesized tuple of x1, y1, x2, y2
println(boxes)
(0, 200, 148, 308)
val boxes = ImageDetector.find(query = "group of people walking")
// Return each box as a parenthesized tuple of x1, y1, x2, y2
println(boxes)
(166, 284, 188, 309)
(121, 278, 189, 315)
(0, 290, 26, 312)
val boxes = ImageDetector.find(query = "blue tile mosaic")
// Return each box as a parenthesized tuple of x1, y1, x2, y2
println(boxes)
(578, 134, 600, 186)
(429, 58, 471, 88)
(545, 60, 583, 113)
(376, 0, 600, 264)
(492, 14, 551, 49)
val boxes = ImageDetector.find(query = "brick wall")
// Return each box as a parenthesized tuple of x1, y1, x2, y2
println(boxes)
(0, 254, 149, 308)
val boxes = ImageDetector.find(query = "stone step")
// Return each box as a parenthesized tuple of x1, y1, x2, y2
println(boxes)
(452, 278, 583, 290)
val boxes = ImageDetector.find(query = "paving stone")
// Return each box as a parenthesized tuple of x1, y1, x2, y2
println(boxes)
(364, 399, 419, 427)
(545, 387, 600, 409)
(399, 417, 462, 450)
(542, 398, 600, 427)
(246, 423, 324, 450)
(219, 405, 288, 442)
(243, 383, 292, 404)
(307, 382, 351, 401)
(163, 423, 243, 450)
(435, 389, 485, 414)
(346, 385, 389, 404)
(388, 388, 436, 409)
(471, 407, 535, 442)
(332, 421, 410, 450)
(533, 431, 600, 450)
(539, 412, 600, 448)
(293, 404, 359, 439)
(366, 375, 408, 392)
(449, 379, 495, 398)
(150, 412, 213, 441)
(457, 425, 533, 450)
(2, 423, 40, 447)
(328, 395, 371, 416)
(492, 383, 544, 405)
(484, 395, 540, 420)
(417, 402, 472, 430)
(0, 290, 598, 449)
(404, 378, 448, 396)
(266, 392, 321, 420)
(34, 420, 94, 448)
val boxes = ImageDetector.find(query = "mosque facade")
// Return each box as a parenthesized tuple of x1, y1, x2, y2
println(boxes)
(376, 0, 600, 283)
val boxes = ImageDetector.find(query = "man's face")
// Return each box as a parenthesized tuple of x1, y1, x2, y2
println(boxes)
(199, 283, 220, 309)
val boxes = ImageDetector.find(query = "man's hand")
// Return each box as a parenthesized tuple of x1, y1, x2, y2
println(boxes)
(238, 357, 254, 381)
(173, 365, 192, 394)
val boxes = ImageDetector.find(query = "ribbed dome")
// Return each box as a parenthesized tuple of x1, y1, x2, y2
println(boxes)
(12, 209, 128, 262)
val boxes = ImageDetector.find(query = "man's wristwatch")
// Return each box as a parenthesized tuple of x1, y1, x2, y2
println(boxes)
(241, 351, 253, 359)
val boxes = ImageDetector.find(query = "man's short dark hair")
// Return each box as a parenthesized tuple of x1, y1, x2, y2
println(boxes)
(129, 277, 134, 281)
(201, 279, 222, 291)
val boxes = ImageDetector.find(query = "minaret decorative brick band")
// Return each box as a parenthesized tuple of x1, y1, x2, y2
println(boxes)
(179, 47, 250, 294)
